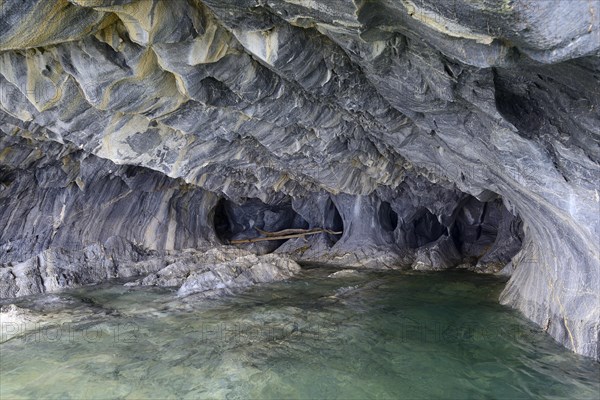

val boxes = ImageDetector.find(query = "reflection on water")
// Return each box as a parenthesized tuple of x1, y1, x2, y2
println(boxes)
(1, 267, 599, 399)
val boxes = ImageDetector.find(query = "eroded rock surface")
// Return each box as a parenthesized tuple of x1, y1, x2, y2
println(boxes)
(0, 0, 598, 360)
(125, 246, 301, 298)
(177, 253, 301, 297)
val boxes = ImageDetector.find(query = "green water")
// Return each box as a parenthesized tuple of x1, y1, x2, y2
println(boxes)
(1, 267, 599, 399)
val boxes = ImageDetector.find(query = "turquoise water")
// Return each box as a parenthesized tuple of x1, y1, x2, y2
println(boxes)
(1, 267, 599, 399)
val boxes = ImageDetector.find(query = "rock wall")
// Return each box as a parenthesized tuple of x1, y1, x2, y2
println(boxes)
(0, 123, 219, 264)
(0, 0, 598, 360)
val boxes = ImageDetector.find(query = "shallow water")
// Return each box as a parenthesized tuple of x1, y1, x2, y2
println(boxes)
(1, 267, 599, 399)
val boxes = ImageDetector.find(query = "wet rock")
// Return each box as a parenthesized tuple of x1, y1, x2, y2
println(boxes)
(119, 247, 302, 298)
(328, 269, 361, 279)
(0, 304, 36, 326)
(412, 236, 463, 271)
(178, 254, 301, 297)
(0, 294, 119, 343)
(0, 236, 162, 298)
(125, 246, 253, 287)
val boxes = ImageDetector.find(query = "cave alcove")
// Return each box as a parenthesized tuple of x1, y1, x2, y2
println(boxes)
(213, 197, 309, 253)
(378, 201, 398, 232)
(451, 197, 501, 258)
(450, 196, 523, 266)
(403, 207, 446, 248)
(323, 197, 344, 244)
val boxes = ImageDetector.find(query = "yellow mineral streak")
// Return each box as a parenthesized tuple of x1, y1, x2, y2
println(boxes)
(96, 1, 158, 46)
(401, 0, 495, 45)
(91, 47, 185, 114)
(94, 18, 128, 51)
(0, 0, 111, 51)
(189, 24, 232, 65)
(273, 174, 289, 191)
(24, 52, 65, 111)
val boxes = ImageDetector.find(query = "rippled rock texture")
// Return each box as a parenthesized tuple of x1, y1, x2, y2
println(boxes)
(0, 0, 598, 360)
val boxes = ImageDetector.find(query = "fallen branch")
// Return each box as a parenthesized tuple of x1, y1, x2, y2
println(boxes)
(230, 228, 342, 244)
(255, 227, 322, 237)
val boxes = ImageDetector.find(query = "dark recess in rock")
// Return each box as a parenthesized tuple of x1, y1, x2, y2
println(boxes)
(451, 197, 523, 267)
(493, 70, 543, 136)
(378, 201, 398, 232)
(323, 197, 344, 244)
(213, 197, 309, 253)
(402, 208, 446, 248)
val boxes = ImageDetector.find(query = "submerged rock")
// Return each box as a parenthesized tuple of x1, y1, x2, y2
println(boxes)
(328, 269, 361, 278)
(0, 294, 119, 343)
(0, 304, 36, 326)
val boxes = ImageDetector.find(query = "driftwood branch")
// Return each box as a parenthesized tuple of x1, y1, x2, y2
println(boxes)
(255, 227, 323, 237)
(229, 228, 342, 244)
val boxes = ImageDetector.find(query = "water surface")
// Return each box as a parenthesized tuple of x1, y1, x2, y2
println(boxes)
(1, 267, 599, 399)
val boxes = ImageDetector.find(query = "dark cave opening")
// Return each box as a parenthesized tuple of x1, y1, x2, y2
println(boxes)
(450, 197, 523, 264)
(378, 201, 398, 232)
(323, 197, 344, 244)
(397, 194, 523, 271)
(451, 198, 497, 255)
(403, 207, 446, 248)
(493, 70, 544, 136)
(213, 193, 521, 265)
(213, 197, 309, 252)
